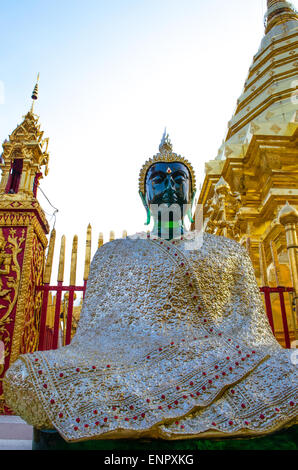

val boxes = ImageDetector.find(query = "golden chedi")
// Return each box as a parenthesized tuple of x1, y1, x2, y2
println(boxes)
(197, 0, 298, 282)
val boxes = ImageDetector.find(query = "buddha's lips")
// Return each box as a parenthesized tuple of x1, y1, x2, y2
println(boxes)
(151, 194, 185, 206)
(161, 195, 178, 203)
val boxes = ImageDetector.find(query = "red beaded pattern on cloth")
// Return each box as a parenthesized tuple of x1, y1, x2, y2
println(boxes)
(24, 236, 275, 440)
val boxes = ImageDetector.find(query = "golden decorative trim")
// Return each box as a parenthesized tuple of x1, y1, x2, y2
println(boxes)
(0, 228, 25, 381)
(20, 233, 44, 354)
(10, 226, 34, 364)
(1, 109, 49, 177)
(0, 199, 49, 234)
(0, 211, 48, 248)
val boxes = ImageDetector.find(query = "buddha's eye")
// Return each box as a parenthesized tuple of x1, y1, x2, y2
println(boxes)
(152, 175, 164, 184)
(174, 175, 186, 183)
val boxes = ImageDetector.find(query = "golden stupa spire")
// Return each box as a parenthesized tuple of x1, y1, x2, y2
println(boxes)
(267, 0, 281, 5)
(30, 73, 40, 113)
(265, 0, 298, 33)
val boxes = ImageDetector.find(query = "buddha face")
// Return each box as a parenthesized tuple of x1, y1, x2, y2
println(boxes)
(145, 162, 192, 210)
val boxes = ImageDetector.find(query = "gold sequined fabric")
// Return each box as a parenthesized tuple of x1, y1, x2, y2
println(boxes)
(3, 232, 297, 442)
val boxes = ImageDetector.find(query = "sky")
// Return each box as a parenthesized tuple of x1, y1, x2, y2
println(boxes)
(0, 0, 297, 284)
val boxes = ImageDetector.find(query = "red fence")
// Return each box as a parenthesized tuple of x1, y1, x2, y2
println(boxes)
(260, 286, 295, 348)
(37, 284, 295, 351)
(37, 282, 87, 350)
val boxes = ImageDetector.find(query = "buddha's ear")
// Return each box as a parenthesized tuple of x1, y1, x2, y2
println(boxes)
(187, 190, 197, 224)
(190, 189, 197, 207)
(139, 191, 151, 225)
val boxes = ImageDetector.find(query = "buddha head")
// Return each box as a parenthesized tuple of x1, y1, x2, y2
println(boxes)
(138, 132, 196, 239)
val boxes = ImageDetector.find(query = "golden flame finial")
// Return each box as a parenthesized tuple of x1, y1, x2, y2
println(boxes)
(159, 128, 173, 154)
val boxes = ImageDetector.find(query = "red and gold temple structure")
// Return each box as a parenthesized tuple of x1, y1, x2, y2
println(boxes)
(0, 79, 50, 413)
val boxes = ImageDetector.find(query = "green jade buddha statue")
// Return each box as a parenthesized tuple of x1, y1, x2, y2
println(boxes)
(139, 133, 196, 241)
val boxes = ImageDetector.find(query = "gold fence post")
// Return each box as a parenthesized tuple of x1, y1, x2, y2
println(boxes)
(98, 233, 103, 249)
(57, 235, 65, 345)
(70, 235, 78, 287)
(42, 228, 56, 335)
(84, 224, 92, 282)
(270, 241, 281, 286)
(246, 237, 252, 260)
(278, 202, 298, 341)
(44, 228, 56, 284)
(51, 235, 66, 348)
(64, 235, 78, 345)
(259, 241, 269, 286)
(57, 235, 66, 283)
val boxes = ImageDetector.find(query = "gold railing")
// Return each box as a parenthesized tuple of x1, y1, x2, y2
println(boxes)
(38, 226, 127, 349)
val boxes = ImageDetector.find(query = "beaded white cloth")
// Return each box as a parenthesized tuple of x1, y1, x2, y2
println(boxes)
(3, 232, 297, 441)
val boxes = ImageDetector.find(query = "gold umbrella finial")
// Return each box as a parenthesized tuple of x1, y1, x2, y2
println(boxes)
(30, 73, 40, 112)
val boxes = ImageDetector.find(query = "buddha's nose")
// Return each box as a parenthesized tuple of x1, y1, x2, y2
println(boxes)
(165, 175, 176, 190)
